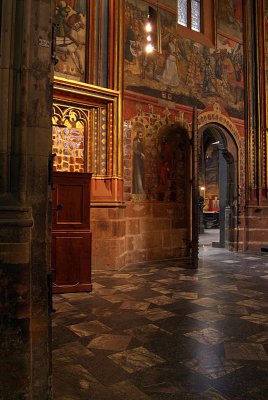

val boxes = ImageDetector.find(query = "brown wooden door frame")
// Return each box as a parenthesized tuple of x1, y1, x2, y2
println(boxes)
(51, 172, 92, 293)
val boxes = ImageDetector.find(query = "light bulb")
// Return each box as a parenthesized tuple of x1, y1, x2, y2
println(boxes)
(147, 35, 152, 41)
(145, 22, 152, 32)
(145, 43, 154, 53)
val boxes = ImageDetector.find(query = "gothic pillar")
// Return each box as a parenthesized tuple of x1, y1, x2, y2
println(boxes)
(0, 1, 53, 398)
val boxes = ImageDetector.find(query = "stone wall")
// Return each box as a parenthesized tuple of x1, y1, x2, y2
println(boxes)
(91, 206, 127, 270)
(244, 207, 268, 251)
(125, 202, 189, 264)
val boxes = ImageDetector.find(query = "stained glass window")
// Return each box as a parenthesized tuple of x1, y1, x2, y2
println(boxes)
(177, 0, 202, 32)
(191, 0, 201, 32)
(178, 0, 188, 27)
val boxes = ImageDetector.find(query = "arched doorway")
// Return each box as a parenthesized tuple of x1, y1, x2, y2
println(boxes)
(198, 124, 238, 250)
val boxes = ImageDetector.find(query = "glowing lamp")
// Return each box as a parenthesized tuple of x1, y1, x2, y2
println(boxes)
(145, 43, 154, 53)
(145, 22, 152, 32)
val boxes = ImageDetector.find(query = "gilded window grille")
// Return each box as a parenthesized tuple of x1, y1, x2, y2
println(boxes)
(52, 102, 113, 176)
(52, 105, 89, 172)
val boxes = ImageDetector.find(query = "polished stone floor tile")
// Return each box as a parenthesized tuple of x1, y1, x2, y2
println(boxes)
(108, 346, 165, 373)
(185, 349, 243, 379)
(224, 342, 268, 361)
(68, 320, 112, 337)
(237, 288, 264, 298)
(125, 323, 171, 343)
(173, 291, 198, 300)
(188, 310, 226, 323)
(217, 304, 249, 316)
(237, 299, 268, 310)
(120, 300, 150, 311)
(54, 301, 79, 313)
(145, 295, 174, 306)
(151, 287, 172, 294)
(53, 245, 268, 399)
(100, 294, 131, 303)
(247, 330, 268, 343)
(53, 341, 94, 361)
(200, 387, 231, 399)
(191, 297, 222, 308)
(184, 327, 228, 346)
(241, 313, 268, 325)
(137, 308, 176, 321)
(113, 284, 138, 292)
(87, 334, 132, 351)
(109, 380, 152, 400)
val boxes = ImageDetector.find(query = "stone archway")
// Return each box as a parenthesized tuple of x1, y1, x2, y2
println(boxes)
(198, 122, 239, 250)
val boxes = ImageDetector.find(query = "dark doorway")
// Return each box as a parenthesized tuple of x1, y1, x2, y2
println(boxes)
(198, 125, 238, 250)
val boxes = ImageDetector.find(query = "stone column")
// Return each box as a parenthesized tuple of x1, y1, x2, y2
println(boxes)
(0, 1, 53, 399)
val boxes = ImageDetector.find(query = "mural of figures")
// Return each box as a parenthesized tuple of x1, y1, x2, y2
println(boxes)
(127, 117, 189, 203)
(156, 134, 174, 200)
(132, 131, 145, 194)
(186, 44, 203, 92)
(218, 0, 243, 39)
(203, 57, 216, 94)
(217, 35, 244, 108)
(54, 0, 86, 81)
(124, 0, 244, 119)
(161, 35, 180, 87)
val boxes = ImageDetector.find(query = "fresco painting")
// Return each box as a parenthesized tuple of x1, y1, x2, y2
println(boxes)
(217, 0, 243, 39)
(132, 130, 146, 195)
(54, 0, 86, 82)
(124, 0, 244, 119)
(131, 122, 187, 202)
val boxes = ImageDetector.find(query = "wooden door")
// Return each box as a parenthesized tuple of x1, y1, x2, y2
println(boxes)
(51, 172, 92, 293)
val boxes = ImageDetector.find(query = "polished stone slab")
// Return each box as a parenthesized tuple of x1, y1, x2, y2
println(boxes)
(108, 346, 165, 373)
(53, 246, 268, 400)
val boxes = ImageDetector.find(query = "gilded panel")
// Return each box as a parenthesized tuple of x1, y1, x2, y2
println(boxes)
(52, 107, 88, 172)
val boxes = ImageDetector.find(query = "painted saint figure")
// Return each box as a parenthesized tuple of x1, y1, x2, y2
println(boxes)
(161, 35, 179, 87)
(132, 131, 145, 194)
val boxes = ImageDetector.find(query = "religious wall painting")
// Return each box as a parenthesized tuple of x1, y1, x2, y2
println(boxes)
(124, 0, 244, 119)
(155, 126, 187, 202)
(216, 34, 244, 117)
(132, 124, 146, 198)
(54, 0, 87, 81)
(217, 0, 243, 40)
(131, 119, 187, 202)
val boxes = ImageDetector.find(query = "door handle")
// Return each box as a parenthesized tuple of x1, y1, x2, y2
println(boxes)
(52, 204, 63, 211)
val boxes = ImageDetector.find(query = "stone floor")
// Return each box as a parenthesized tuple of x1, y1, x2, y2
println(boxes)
(52, 237, 268, 400)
